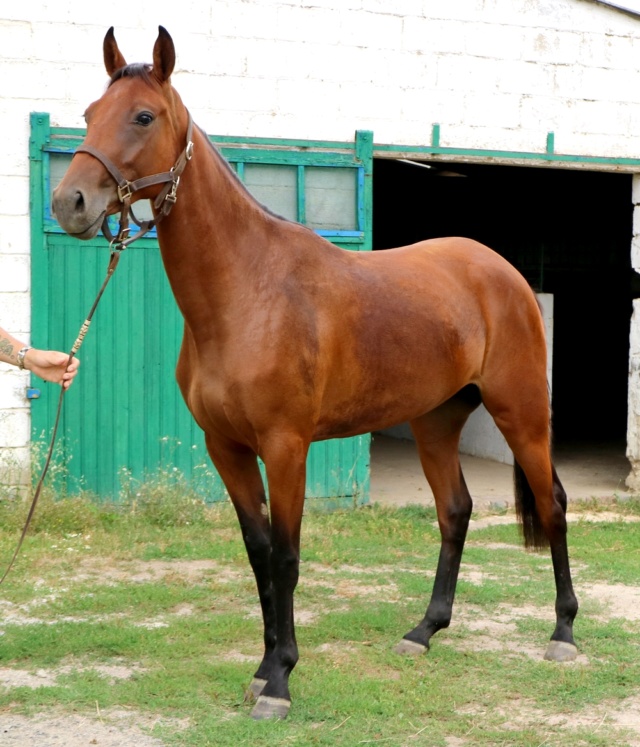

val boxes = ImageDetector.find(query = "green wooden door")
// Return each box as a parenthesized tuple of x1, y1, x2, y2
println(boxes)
(30, 114, 373, 505)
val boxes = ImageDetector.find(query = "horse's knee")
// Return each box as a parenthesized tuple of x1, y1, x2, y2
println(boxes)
(436, 496, 472, 543)
(271, 546, 300, 585)
(243, 525, 271, 557)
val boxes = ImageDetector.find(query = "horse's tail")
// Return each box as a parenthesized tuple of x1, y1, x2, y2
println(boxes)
(513, 460, 549, 550)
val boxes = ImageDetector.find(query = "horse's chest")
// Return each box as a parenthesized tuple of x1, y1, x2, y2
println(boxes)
(181, 362, 259, 443)
(191, 373, 225, 414)
(177, 360, 225, 425)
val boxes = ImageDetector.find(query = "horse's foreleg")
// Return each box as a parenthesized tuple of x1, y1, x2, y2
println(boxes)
(204, 438, 276, 699)
(250, 433, 308, 721)
(395, 398, 475, 655)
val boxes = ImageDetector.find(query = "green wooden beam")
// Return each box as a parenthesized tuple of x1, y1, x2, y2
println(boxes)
(546, 132, 555, 155)
(374, 134, 640, 170)
(432, 123, 441, 148)
(29, 113, 50, 397)
(46, 123, 640, 171)
(355, 130, 373, 251)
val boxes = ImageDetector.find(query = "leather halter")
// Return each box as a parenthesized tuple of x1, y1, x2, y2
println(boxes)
(74, 112, 194, 247)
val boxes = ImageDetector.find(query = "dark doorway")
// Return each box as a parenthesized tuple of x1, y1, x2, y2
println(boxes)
(373, 159, 633, 447)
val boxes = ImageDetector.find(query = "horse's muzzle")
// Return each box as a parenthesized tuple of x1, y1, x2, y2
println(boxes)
(52, 183, 110, 240)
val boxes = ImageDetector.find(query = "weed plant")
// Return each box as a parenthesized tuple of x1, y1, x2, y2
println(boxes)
(118, 465, 210, 528)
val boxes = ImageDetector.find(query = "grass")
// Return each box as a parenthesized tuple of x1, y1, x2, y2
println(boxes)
(1, 489, 640, 746)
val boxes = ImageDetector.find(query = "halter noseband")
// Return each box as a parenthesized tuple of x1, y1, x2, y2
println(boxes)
(74, 112, 194, 248)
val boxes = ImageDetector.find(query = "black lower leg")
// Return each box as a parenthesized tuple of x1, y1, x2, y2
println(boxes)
(234, 503, 277, 686)
(549, 541, 579, 644)
(544, 470, 579, 660)
(258, 541, 299, 703)
(398, 474, 472, 652)
(401, 534, 466, 650)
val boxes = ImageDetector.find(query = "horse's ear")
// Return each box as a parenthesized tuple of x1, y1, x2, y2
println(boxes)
(103, 27, 127, 77)
(152, 26, 175, 82)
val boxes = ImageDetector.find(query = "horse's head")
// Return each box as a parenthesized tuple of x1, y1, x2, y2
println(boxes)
(53, 26, 190, 240)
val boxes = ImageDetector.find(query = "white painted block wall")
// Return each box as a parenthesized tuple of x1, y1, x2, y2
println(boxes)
(626, 175, 640, 489)
(2, 0, 640, 481)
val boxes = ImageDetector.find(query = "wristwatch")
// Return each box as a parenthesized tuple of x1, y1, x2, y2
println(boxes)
(17, 346, 32, 370)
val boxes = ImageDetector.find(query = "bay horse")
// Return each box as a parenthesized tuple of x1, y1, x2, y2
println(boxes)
(52, 26, 578, 720)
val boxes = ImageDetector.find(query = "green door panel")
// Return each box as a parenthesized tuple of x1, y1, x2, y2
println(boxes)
(30, 114, 373, 505)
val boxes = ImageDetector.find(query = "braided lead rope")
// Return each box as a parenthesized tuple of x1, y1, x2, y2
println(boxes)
(1, 114, 195, 584)
(0, 249, 123, 585)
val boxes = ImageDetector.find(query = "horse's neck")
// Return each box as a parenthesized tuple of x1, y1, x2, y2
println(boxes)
(155, 126, 278, 327)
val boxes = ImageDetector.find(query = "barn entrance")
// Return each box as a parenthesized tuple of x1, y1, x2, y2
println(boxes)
(372, 158, 633, 479)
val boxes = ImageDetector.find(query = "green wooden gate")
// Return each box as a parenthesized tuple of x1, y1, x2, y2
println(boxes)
(30, 113, 373, 505)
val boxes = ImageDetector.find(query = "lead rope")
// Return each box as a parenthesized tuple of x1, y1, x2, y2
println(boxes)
(0, 116, 194, 584)
(0, 246, 124, 585)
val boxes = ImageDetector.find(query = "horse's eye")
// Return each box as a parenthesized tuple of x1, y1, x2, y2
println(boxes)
(135, 112, 154, 127)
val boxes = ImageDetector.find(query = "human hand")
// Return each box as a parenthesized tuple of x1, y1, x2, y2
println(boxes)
(24, 349, 80, 390)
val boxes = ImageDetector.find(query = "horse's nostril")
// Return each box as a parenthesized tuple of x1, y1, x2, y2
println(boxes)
(75, 191, 85, 212)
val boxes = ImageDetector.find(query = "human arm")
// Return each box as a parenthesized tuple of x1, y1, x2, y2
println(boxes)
(0, 326, 80, 389)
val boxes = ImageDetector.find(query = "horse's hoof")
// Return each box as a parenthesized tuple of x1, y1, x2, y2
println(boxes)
(250, 695, 291, 720)
(393, 638, 428, 657)
(544, 640, 578, 662)
(244, 677, 268, 702)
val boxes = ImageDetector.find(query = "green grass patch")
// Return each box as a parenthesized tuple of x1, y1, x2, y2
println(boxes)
(0, 495, 640, 745)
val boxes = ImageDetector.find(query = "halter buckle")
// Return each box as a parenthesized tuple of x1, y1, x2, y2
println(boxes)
(117, 182, 133, 203)
(109, 225, 130, 250)
(186, 141, 194, 161)
(165, 176, 180, 205)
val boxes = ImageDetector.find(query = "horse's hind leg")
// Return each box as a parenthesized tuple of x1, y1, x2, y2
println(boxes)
(511, 439, 579, 661)
(484, 382, 579, 661)
(394, 387, 479, 655)
(545, 467, 579, 661)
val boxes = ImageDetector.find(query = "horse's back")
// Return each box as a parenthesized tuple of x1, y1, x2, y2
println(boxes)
(336, 235, 542, 346)
(363, 236, 532, 295)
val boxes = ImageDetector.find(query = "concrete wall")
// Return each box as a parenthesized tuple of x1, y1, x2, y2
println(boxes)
(2, 0, 640, 478)
(627, 175, 640, 489)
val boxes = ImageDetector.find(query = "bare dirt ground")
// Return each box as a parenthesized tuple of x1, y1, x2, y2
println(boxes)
(3, 545, 640, 745)
(0, 436, 635, 746)
(1, 709, 174, 746)
(370, 434, 630, 507)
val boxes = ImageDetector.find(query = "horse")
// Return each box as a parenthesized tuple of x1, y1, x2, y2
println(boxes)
(51, 26, 578, 720)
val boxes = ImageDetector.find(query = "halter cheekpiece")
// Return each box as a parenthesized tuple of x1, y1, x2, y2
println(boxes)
(74, 112, 194, 248)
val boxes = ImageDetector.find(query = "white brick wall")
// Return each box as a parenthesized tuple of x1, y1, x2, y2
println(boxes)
(3, 0, 640, 478)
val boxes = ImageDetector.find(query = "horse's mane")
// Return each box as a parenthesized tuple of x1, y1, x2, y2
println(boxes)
(108, 63, 155, 87)
(198, 124, 303, 226)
